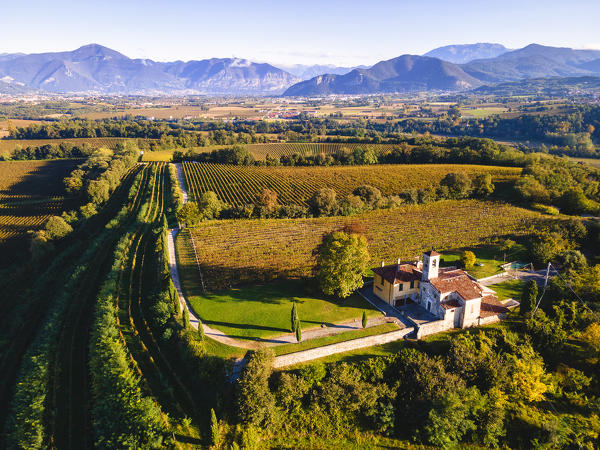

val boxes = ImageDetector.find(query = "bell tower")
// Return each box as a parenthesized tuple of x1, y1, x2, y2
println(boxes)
(422, 250, 440, 281)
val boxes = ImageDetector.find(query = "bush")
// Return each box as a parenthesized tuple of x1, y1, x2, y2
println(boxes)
(440, 172, 472, 199)
(309, 188, 338, 217)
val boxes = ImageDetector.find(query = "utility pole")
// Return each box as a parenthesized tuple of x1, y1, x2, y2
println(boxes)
(532, 262, 551, 316)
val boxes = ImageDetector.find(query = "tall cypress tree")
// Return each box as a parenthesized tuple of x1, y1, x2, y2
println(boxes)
(291, 303, 298, 332)
(520, 279, 539, 316)
(296, 325, 302, 342)
(210, 408, 219, 446)
(183, 307, 190, 329)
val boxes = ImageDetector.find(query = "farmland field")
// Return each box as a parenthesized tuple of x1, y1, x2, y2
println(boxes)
(0, 137, 150, 158)
(0, 160, 80, 265)
(175, 199, 542, 291)
(181, 162, 521, 206)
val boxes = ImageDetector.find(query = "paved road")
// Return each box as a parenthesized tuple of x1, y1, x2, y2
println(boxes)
(478, 268, 557, 287)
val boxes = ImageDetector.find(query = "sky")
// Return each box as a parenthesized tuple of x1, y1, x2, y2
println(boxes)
(2, 0, 600, 67)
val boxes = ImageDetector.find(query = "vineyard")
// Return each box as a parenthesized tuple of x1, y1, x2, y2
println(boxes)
(0, 137, 151, 157)
(181, 162, 521, 206)
(242, 142, 399, 160)
(176, 199, 542, 291)
(143, 142, 402, 162)
(0, 160, 80, 265)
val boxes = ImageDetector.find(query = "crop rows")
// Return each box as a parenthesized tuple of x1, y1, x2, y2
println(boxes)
(0, 160, 81, 265)
(178, 199, 542, 291)
(0, 137, 144, 156)
(181, 162, 521, 207)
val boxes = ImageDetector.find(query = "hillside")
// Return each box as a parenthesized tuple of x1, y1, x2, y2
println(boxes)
(283, 55, 482, 96)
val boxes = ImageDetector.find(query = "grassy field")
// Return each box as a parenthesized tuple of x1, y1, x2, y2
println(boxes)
(460, 106, 508, 118)
(184, 279, 381, 341)
(0, 159, 80, 265)
(181, 162, 521, 206)
(491, 279, 526, 301)
(176, 199, 542, 291)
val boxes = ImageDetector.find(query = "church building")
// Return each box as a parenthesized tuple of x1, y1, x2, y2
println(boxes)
(372, 250, 509, 329)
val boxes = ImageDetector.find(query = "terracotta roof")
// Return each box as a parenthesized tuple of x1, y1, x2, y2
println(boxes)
(424, 250, 440, 257)
(429, 269, 483, 300)
(480, 295, 510, 318)
(372, 262, 421, 285)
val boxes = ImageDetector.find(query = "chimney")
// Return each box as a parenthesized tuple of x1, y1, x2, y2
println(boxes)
(397, 258, 401, 265)
(381, 261, 385, 267)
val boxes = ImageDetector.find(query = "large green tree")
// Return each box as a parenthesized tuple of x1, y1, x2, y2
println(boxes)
(198, 191, 223, 220)
(316, 231, 369, 298)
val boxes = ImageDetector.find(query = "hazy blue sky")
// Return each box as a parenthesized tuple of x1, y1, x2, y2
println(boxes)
(3, 0, 599, 66)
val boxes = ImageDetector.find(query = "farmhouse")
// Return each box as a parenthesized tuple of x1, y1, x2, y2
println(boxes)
(372, 250, 509, 329)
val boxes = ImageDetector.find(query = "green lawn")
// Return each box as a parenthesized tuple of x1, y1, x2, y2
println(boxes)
(440, 243, 527, 279)
(187, 279, 381, 342)
(490, 279, 525, 301)
(273, 323, 399, 356)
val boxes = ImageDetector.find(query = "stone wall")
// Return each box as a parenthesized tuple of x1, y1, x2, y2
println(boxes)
(273, 327, 414, 368)
(415, 319, 454, 338)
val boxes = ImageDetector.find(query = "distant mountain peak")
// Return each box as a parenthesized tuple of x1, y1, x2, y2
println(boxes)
(424, 43, 509, 64)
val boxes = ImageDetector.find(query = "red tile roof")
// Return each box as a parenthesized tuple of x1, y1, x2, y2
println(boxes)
(480, 295, 509, 318)
(424, 250, 441, 257)
(429, 269, 483, 300)
(372, 262, 421, 285)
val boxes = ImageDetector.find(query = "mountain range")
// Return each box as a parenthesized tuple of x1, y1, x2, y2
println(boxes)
(284, 44, 600, 96)
(0, 44, 299, 95)
(1, 43, 600, 96)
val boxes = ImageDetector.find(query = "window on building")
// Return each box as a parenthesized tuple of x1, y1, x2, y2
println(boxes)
(380, 276, 384, 286)
(398, 283, 404, 291)
(432, 259, 437, 267)
(410, 280, 415, 289)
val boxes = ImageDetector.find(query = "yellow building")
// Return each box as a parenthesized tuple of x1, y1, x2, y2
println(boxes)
(372, 259, 422, 307)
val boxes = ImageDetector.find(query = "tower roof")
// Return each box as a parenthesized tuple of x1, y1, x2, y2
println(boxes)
(424, 250, 440, 257)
